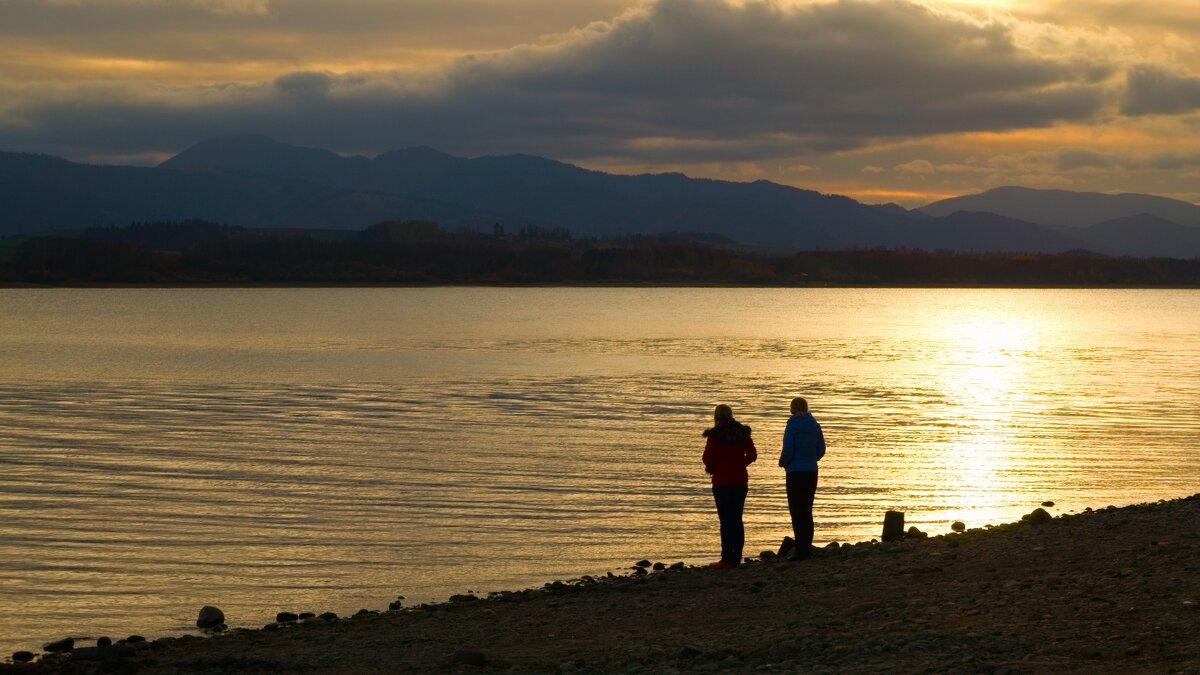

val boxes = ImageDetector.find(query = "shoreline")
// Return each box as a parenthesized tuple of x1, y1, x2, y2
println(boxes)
(7, 494, 1199, 673)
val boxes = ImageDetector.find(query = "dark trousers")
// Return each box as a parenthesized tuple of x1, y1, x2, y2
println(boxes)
(786, 471, 819, 558)
(712, 484, 748, 564)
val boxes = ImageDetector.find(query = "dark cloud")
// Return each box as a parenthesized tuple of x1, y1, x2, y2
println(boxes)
(0, 0, 1116, 162)
(1121, 65, 1200, 115)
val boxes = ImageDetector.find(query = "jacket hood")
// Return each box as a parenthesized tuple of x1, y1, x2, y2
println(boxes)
(703, 420, 752, 443)
(791, 412, 819, 429)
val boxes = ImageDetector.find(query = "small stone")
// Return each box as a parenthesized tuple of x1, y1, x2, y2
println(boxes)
(449, 649, 487, 666)
(652, 562, 666, 570)
(1022, 508, 1053, 524)
(678, 646, 702, 659)
(12, 651, 35, 663)
(1125, 646, 1142, 656)
(43, 637, 74, 653)
(777, 536, 795, 557)
(298, 612, 316, 620)
(634, 559, 652, 568)
(263, 623, 280, 631)
(906, 526, 927, 539)
(276, 612, 298, 623)
(759, 550, 776, 560)
(124, 635, 145, 644)
(197, 605, 225, 629)
(951, 521, 966, 532)
(1042, 501, 1055, 507)
(319, 612, 339, 621)
(633, 567, 648, 575)
(388, 601, 403, 611)
(96, 636, 112, 647)
(670, 562, 685, 570)
(354, 608, 373, 617)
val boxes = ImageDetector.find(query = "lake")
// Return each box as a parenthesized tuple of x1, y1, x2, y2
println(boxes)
(1, 287, 1198, 653)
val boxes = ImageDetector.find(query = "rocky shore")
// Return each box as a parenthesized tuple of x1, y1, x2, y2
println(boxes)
(5, 494, 1199, 674)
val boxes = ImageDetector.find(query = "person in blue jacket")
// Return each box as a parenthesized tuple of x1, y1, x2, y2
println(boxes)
(778, 396, 826, 560)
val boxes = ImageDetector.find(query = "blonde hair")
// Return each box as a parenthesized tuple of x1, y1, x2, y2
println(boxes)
(714, 404, 734, 423)
(791, 397, 808, 414)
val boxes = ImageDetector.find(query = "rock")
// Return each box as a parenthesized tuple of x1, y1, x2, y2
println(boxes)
(882, 511, 905, 542)
(1022, 508, 1053, 525)
(450, 593, 479, 602)
(298, 612, 316, 620)
(449, 649, 487, 666)
(197, 605, 225, 629)
(276, 611, 299, 623)
(354, 608, 374, 617)
(633, 567, 648, 575)
(677, 646, 702, 659)
(319, 612, 339, 621)
(906, 526, 927, 539)
(124, 635, 146, 644)
(759, 550, 776, 560)
(951, 521, 966, 533)
(778, 536, 795, 557)
(670, 562, 685, 570)
(1042, 501, 1055, 507)
(96, 636, 112, 647)
(652, 562, 666, 570)
(69, 645, 136, 662)
(634, 559, 652, 568)
(388, 601, 403, 611)
(12, 651, 35, 663)
(43, 637, 74, 653)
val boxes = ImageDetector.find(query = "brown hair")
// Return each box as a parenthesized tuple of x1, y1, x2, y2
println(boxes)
(714, 404, 734, 423)
(791, 397, 808, 414)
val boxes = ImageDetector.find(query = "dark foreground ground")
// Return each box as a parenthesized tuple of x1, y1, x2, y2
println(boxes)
(6, 495, 1200, 674)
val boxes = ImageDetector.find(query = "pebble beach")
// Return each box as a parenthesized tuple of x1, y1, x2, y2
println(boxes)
(5, 494, 1199, 674)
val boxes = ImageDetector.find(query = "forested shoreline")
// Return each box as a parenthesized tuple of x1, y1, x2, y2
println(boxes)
(3, 220, 1200, 286)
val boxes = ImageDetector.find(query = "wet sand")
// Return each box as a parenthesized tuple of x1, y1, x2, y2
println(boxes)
(7, 494, 1200, 673)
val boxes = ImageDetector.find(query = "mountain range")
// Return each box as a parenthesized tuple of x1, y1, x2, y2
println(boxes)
(2, 135, 1198, 258)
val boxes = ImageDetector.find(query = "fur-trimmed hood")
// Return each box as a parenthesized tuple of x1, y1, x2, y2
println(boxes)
(702, 420, 752, 444)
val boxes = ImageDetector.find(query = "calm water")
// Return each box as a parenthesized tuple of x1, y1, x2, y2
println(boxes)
(1, 288, 1199, 652)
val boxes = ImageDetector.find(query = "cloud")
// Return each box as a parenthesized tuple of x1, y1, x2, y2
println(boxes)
(896, 160, 936, 175)
(0, 0, 1123, 162)
(1121, 65, 1200, 115)
(37, 0, 271, 16)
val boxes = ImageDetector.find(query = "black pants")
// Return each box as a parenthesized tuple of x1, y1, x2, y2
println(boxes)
(711, 484, 748, 564)
(786, 471, 819, 558)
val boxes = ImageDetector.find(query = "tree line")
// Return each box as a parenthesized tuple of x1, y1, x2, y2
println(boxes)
(2, 219, 1199, 286)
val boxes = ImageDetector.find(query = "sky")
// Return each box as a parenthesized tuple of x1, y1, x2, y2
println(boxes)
(2, 0, 1199, 207)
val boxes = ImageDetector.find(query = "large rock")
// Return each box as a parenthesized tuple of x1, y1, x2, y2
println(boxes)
(951, 521, 966, 533)
(1022, 508, 1053, 525)
(197, 605, 225, 629)
(12, 651, 35, 663)
(43, 637, 74, 653)
(882, 511, 905, 542)
(275, 612, 299, 623)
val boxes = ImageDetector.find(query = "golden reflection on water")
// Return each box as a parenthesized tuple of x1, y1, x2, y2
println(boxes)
(1, 288, 1199, 654)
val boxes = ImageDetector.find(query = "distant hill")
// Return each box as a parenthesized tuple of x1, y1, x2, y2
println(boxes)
(0, 150, 490, 234)
(1079, 214, 1200, 258)
(3, 137, 1195, 257)
(920, 186, 1200, 228)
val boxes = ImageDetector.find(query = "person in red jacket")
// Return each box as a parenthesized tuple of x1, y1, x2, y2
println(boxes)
(701, 404, 757, 569)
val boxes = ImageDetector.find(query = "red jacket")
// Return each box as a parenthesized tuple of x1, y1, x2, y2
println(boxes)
(702, 421, 757, 485)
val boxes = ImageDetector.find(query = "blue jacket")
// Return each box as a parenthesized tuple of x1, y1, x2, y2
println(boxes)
(779, 413, 826, 473)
